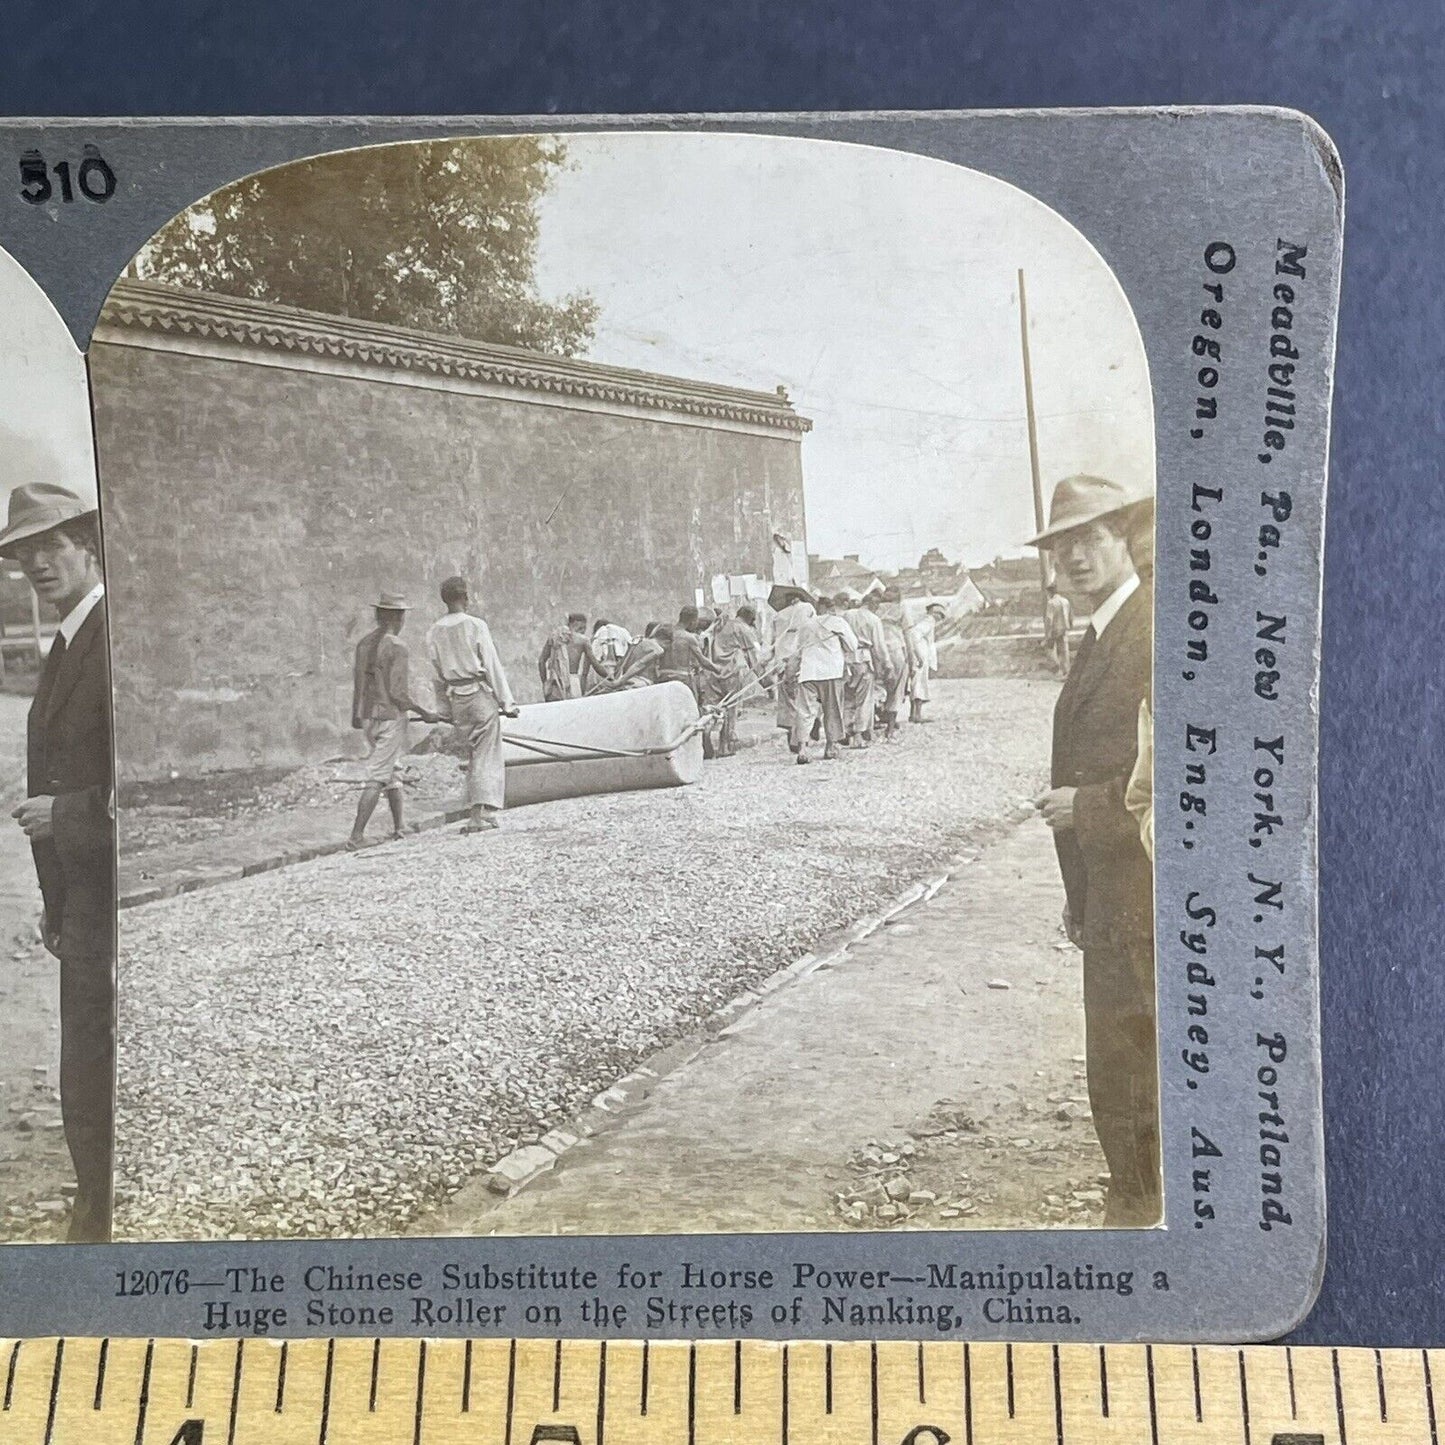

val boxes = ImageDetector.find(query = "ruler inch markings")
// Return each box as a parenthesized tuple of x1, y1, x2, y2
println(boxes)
(4, 1339, 21, 1411)
(93, 1337, 109, 1412)
(963, 1340, 973, 1445)
(779, 1343, 787, 1445)
(1145, 1343, 1160, 1445)
(42, 1337, 64, 1445)
(596, 1339, 607, 1445)
(6, 1338, 1445, 1443)
(275, 1338, 288, 1413)
(226, 1337, 244, 1445)
(317, 1337, 334, 1445)
(1334, 1347, 1349, 1445)
(1425, 1348, 1440, 1445)
(1238, 1347, 1252, 1445)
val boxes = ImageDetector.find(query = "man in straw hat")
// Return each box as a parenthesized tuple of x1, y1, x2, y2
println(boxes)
(906, 601, 947, 724)
(0, 482, 114, 1241)
(1028, 473, 1160, 1227)
(348, 592, 442, 850)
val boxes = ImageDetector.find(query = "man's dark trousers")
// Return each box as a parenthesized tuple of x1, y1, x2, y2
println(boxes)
(1051, 585, 1161, 1226)
(28, 602, 115, 1242)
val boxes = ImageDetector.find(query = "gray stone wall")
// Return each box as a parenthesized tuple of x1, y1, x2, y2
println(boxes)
(90, 285, 809, 781)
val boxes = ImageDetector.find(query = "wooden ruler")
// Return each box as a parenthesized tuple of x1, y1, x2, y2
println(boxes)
(0, 1338, 1437, 1444)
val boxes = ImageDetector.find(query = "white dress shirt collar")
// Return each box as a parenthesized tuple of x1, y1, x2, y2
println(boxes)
(1089, 572, 1140, 639)
(58, 582, 105, 646)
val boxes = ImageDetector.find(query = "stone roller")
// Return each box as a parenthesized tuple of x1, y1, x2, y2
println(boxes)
(500, 679, 705, 807)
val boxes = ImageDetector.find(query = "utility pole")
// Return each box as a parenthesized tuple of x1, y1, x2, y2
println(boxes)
(1018, 269, 1052, 609)
(29, 584, 42, 668)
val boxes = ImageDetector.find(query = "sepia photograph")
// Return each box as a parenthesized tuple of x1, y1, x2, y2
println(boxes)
(67, 131, 1161, 1243)
(0, 247, 112, 1243)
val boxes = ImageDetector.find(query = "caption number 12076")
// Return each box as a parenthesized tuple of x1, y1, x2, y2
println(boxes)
(19, 146, 116, 205)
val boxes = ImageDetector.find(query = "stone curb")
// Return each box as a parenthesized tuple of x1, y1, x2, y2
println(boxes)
(118, 804, 472, 911)
(473, 853, 977, 1203)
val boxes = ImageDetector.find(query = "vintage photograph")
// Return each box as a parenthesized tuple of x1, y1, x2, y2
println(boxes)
(81, 132, 1160, 1241)
(0, 247, 113, 1243)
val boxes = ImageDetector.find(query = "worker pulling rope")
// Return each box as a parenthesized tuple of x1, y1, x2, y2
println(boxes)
(407, 700, 722, 767)
(407, 647, 789, 769)
(501, 647, 801, 765)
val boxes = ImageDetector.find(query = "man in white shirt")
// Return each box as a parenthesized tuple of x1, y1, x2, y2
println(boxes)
(768, 584, 815, 744)
(1028, 473, 1157, 1226)
(907, 601, 946, 723)
(783, 593, 857, 764)
(426, 576, 520, 833)
(842, 593, 886, 745)
(1043, 583, 1074, 675)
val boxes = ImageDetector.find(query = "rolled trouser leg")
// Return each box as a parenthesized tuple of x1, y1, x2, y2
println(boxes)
(720, 703, 738, 754)
(456, 691, 506, 811)
(789, 681, 819, 752)
(820, 679, 846, 745)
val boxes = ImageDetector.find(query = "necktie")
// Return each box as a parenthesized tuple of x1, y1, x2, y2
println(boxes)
(33, 630, 66, 713)
(1073, 624, 1097, 670)
(29, 631, 66, 784)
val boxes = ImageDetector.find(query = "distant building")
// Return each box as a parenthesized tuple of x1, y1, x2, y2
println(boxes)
(883, 548, 968, 599)
(971, 555, 1047, 613)
(807, 552, 886, 599)
(916, 547, 967, 596)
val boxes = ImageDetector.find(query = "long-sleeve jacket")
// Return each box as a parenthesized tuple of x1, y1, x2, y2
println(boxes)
(427, 612, 516, 710)
(1050, 584, 1152, 954)
(843, 607, 886, 667)
(28, 600, 114, 956)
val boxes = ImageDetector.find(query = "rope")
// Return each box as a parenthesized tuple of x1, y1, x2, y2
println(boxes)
(418, 651, 795, 769)
(501, 710, 717, 764)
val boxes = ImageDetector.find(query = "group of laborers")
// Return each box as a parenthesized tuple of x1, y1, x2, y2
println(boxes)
(349, 575, 521, 849)
(532, 586, 950, 765)
(765, 586, 945, 764)
(351, 573, 957, 846)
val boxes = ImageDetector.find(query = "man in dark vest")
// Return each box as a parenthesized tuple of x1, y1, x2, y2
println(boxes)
(1, 483, 114, 1241)
(1030, 474, 1160, 1227)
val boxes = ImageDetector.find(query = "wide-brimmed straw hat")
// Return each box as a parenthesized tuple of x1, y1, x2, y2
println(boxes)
(1028, 474, 1147, 549)
(0, 484, 96, 556)
(373, 591, 411, 611)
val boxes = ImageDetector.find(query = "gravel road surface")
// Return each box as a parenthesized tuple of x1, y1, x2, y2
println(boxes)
(116, 678, 1055, 1240)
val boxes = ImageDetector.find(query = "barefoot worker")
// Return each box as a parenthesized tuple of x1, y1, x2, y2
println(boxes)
(907, 601, 945, 724)
(875, 586, 912, 741)
(426, 576, 520, 833)
(702, 604, 762, 757)
(841, 592, 884, 746)
(538, 611, 606, 702)
(1, 482, 114, 1242)
(348, 591, 441, 850)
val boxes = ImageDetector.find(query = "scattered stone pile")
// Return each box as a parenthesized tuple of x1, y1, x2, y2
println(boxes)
(836, 1129, 987, 1227)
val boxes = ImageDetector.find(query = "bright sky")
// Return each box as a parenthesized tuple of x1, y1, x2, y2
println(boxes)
(535, 132, 1154, 570)
(0, 135, 1153, 573)
(0, 248, 96, 513)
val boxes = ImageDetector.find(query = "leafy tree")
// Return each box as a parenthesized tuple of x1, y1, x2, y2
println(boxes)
(135, 137, 598, 356)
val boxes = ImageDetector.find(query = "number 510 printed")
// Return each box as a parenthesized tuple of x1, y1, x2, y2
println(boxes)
(19, 146, 116, 204)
